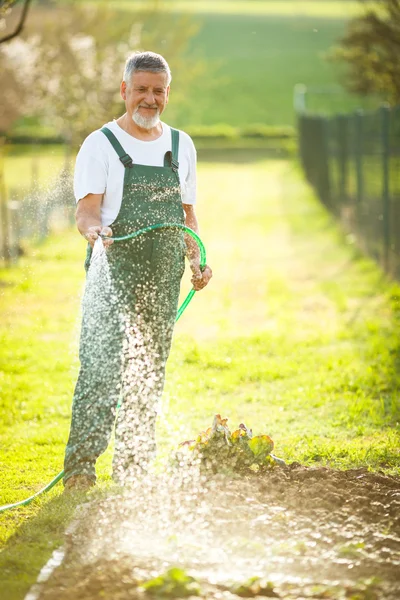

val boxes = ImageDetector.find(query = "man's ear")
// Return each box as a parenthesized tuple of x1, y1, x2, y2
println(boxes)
(165, 85, 170, 105)
(120, 80, 127, 101)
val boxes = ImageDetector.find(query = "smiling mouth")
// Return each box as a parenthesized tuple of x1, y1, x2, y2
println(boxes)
(139, 106, 157, 110)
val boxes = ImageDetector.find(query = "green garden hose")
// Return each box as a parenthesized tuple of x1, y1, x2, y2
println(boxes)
(0, 471, 65, 513)
(0, 224, 206, 514)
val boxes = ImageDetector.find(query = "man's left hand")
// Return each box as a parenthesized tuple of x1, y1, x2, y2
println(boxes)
(191, 264, 213, 291)
(100, 226, 114, 248)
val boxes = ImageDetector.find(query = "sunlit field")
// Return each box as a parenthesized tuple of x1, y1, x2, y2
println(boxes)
(113, 1, 362, 18)
(3, 145, 66, 192)
(11, 1, 375, 136)
(112, 0, 375, 127)
(1, 157, 399, 598)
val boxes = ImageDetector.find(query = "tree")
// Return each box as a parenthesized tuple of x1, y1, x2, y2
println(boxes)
(0, 0, 31, 45)
(0, 0, 32, 132)
(1, 1, 206, 144)
(0, 52, 24, 132)
(331, 0, 400, 104)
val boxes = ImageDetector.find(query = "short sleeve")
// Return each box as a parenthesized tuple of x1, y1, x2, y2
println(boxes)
(181, 133, 197, 205)
(73, 134, 108, 203)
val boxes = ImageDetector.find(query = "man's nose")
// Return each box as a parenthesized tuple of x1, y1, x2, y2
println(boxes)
(144, 90, 156, 105)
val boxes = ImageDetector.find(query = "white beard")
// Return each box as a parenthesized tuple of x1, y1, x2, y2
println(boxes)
(132, 108, 160, 130)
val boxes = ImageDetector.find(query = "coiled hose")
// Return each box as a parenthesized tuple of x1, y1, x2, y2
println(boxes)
(0, 224, 206, 513)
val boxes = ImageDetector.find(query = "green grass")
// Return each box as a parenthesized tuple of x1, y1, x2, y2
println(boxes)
(2, 145, 66, 194)
(181, 12, 376, 126)
(1, 157, 399, 599)
(115, 0, 377, 127)
(114, 1, 363, 18)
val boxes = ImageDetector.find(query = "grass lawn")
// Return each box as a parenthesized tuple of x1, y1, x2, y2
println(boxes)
(2, 145, 67, 192)
(183, 13, 355, 126)
(115, 0, 377, 127)
(0, 156, 399, 598)
(114, 1, 362, 18)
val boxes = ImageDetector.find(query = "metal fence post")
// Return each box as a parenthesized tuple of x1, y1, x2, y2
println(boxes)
(320, 116, 331, 208)
(380, 105, 391, 273)
(354, 110, 364, 234)
(293, 83, 307, 114)
(337, 114, 348, 207)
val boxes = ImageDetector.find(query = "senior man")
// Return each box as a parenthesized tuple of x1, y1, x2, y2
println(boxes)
(64, 51, 212, 491)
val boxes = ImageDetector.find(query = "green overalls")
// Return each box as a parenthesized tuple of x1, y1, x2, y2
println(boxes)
(64, 126, 186, 484)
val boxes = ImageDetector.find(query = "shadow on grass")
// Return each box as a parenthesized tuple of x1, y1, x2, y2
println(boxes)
(0, 491, 87, 600)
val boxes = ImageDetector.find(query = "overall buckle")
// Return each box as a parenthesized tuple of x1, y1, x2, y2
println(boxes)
(120, 154, 133, 168)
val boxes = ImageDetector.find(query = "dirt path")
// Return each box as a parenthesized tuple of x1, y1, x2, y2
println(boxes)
(33, 465, 400, 600)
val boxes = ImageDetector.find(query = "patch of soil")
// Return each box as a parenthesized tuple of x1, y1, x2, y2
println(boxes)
(35, 465, 400, 600)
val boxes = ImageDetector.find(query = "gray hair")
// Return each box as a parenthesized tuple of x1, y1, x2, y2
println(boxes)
(123, 51, 172, 86)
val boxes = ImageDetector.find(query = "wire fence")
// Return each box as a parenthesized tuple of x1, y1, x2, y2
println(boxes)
(299, 105, 400, 280)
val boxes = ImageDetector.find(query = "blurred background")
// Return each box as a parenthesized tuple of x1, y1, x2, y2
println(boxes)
(0, 0, 399, 277)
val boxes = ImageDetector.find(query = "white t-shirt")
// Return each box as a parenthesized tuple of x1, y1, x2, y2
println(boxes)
(74, 120, 197, 227)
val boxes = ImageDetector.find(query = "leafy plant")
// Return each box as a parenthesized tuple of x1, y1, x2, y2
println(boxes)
(179, 414, 277, 473)
(231, 576, 279, 598)
(140, 567, 201, 598)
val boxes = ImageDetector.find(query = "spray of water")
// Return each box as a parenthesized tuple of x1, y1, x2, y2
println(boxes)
(43, 237, 396, 600)
(65, 225, 185, 486)
(31, 460, 400, 600)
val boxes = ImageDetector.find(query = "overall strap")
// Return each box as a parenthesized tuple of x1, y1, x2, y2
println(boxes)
(163, 128, 180, 172)
(101, 127, 133, 168)
(170, 127, 180, 171)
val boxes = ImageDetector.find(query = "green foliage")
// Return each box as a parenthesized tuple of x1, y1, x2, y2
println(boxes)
(231, 576, 278, 598)
(0, 0, 14, 18)
(337, 541, 366, 558)
(0, 48, 23, 132)
(342, 577, 382, 600)
(179, 414, 276, 473)
(140, 567, 201, 598)
(3, 1, 204, 143)
(247, 435, 274, 462)
(186, 124, 238, 140)
(240, 125, 295, 139)
(329, 0, 400, 103)
(186, 124, 296, 140)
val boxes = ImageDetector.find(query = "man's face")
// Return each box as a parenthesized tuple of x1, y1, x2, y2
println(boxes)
(121, 71, 170, 130)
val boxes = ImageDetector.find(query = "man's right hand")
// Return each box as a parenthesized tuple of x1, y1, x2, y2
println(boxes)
(84, 226, 114, 248)
(190, 263, 213, 291)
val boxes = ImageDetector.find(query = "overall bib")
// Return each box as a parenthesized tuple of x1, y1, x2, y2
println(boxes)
(64, 127, 186, 484)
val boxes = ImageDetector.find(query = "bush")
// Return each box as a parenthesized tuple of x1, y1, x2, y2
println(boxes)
(187, 123, 296, 141)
